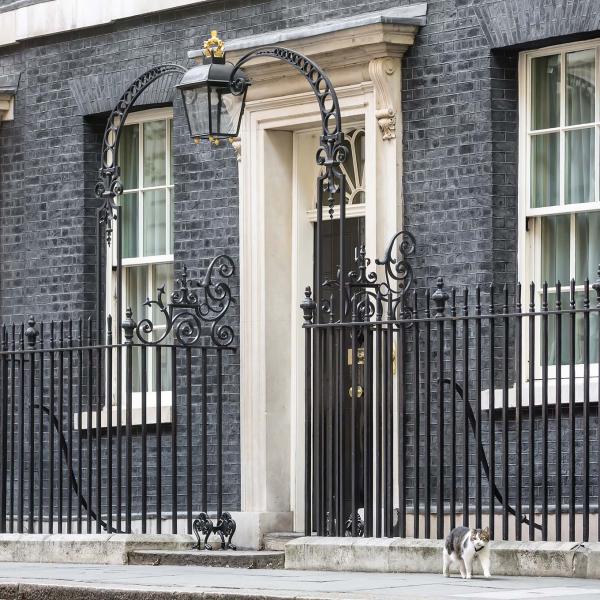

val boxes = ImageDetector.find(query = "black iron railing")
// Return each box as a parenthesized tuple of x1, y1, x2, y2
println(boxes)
(0, 257, 238, 545)
(303, 233, 600, 542)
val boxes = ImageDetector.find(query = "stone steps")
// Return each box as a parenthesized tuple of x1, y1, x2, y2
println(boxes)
(263, 532, 303, 551)
(128, 549, 285, 569)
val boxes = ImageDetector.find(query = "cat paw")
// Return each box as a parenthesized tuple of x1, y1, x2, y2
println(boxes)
(484, 573, 491, 579)
(466, 575, 472, 580)
(443, 572, 449, 578)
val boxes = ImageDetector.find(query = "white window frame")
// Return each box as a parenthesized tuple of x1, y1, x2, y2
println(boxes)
(108, 107, 175, 411)
(518, 39, 600, 384)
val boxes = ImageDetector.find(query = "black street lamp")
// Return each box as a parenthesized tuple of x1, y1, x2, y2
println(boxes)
(97, 30, 349, 335)
(176, 31, 248, 145)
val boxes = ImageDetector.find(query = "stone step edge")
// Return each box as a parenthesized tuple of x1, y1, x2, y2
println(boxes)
(0, 533, 195, 565)
(263, 532, 304, 551)
(285, 536, 600, 579)
(0, 582, 325, 600)
(128, 549, 284, 568)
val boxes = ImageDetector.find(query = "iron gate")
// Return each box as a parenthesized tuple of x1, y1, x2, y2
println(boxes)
(303, 231, 600, 542)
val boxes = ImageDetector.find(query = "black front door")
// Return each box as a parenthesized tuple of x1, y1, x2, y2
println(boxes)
(314, 216, 365, 532)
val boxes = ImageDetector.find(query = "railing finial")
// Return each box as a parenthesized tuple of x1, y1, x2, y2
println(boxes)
(121, 307, 136, 345)
(301, 286, 316, 323)
(25, 316, 38, 348)
(432, 276, 449, 316)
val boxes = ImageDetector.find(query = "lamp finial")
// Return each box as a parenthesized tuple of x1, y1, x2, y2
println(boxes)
(203, 30, 225, 58)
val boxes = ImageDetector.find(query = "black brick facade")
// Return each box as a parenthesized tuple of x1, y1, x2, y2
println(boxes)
(1, 0, 599, 519)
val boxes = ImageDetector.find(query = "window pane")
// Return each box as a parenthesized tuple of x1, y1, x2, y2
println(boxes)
(143, 120, 166, 187)
(121, 192, 139, 259)
(566, 49, 595, 126)
(169, 120, 173, 185)
(565, 128, 595, 204)
(547, 291, 571, 366)
(125, 265, 148, 318)
(319, 128, 366, 207)
(531, 54, 560, 130)
(549, 292, 599, 365)
(530, 133, 559, 207)
(119, 125, 139, 190)
(540, 215, 570, 285)
(124, 265, 147, 395)
(341, 129, 366, 205)
(150, 342, 173, 392)
(576, 212, 600, 282)
(143, 189, 167, 256)
(575, 292, 599, 364)
(153, 264, 173, 390)
(169, 189, 174, 254)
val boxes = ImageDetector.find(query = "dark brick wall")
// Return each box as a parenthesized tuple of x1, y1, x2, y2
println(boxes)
(1, 0, 599, 518)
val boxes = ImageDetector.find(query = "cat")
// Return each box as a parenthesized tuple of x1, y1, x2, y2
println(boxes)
(443, 526, 491, 579)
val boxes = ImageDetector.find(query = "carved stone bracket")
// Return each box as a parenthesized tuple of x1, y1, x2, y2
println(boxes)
(0, 95, 14, 123)
(230, 136, 242, 161)
(0, 73, 20, 125)
(368, 57, 398, 140)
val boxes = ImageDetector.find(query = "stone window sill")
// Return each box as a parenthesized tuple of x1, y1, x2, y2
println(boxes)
(480, 377, 599, 411)
(75, 395, 172, 429)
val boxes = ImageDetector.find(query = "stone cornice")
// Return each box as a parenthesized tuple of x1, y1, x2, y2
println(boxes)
(0, 0, 215, 48)
(213, 6, 427, 102)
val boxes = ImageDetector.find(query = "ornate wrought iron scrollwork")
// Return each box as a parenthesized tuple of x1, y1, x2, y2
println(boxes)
(192, 511, 236, 551)
(344, 512, 365, 537)
(374, 230, 417, 319)
(193, 512, 214, 550)
(315, 230, 417, 322)
(95, 64, 186, 246)
(129, 256, 235, 348)
(230, 46, 346, 194)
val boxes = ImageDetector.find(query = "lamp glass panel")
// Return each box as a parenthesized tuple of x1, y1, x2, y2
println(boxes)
(208, 86, 243, 136)
(220, 88, 244, 135)
(181, 86, 210, 138)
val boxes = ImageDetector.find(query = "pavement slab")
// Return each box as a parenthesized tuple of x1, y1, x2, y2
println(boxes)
(0, 563, 597, 599)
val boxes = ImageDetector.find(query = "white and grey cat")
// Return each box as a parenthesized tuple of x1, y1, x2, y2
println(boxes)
(443, 526, 491, 579)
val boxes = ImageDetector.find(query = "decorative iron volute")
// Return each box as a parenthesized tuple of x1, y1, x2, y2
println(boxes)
(133, 256, 235, 348)
(121, 307, 136, 345)
(25, 316, 38, 348)
(301, 286, 317, 323)
(593, 265, 600, 307)
(432, 277, 449, 316)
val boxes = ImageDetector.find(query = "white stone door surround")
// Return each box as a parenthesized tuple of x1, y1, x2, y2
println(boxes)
(226, 5, 424, 539)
